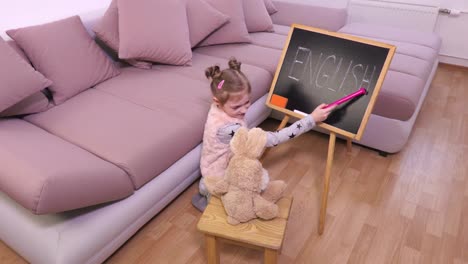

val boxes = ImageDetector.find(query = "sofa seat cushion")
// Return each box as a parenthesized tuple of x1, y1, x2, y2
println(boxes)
(0, 119, 133, 214)
(356, 36, 437, 64)
(272, 24, 290, 35)
(152, 52, 273, 103)
(194, 43, 281, 75)
(95, 68, 211, 122)
(390, 52, 433, 81)
(373, 71, 425, 121)
(249, 32, 286, 50)
(338, 23, 441, 121)
(25, 74, 209, 189)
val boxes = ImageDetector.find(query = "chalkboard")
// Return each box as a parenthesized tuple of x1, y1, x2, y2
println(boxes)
(267, 24, 395, 140)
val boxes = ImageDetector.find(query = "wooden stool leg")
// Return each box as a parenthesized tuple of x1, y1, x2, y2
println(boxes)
(264, 248, 278, 264)
(205, 235, 220, 264)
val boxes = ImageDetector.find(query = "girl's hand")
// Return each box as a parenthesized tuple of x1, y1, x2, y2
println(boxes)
(311, 104, 336, 123)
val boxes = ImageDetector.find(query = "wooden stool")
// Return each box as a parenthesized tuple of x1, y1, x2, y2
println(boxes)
(197, 196, 293, 264)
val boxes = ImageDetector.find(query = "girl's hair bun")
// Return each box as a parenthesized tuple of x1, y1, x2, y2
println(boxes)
(205, 65, 221, 80)
(228, 58, 241, 71)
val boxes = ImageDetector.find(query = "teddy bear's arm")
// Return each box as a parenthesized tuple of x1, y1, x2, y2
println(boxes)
(212, 180, 229, 196)
(261, 180, 286, 203)
(253, 195, 278, 220)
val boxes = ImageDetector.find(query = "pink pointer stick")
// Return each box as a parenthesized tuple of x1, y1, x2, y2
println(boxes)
(324, 87, 367, 109)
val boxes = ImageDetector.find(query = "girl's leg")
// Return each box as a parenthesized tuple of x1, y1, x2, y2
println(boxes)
(191, 178, 210, 212)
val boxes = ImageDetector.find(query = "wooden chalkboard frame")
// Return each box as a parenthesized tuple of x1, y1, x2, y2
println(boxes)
(266, 24, 396, 140)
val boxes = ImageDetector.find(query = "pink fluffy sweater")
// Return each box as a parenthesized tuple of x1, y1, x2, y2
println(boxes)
(200, 104, 246, 182)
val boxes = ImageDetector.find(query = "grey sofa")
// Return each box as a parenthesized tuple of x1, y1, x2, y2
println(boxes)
(0, 1, 440, 263)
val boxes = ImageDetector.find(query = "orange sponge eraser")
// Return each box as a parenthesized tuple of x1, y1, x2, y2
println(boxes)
(270, 94, 288, 108)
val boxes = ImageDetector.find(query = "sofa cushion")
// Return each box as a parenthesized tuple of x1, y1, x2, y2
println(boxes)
(2, 41, 52, 117)
(390, 53, 433, 84)
(93, 0, 153, 69)
(6, 40, 28, 61)
(338, 22, 441, 121)
(273, 24, 290, 35)
(264, 0, 278, 15)
(94, 0, 228, 68)
(0, 91, 51, 117)
(7, 16, 120, 105)
(0, 37, 51, 113)
(250, 32, 286, 50)
(373, 71, 425, 121)
(347, 35, 438, 64)
(95, 68, 212, 119)
(117, 0, 192, 66)
(25, 81, 209, 189)
(198, 0, 251, 47)
(151, 52, 274, 104)
(0, 119, 134, 214)
(186, 0, 230, 47)
(243, 0, 274, 33)
(195, 43, 281, 74)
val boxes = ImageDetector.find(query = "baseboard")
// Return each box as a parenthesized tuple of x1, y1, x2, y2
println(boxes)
(438, 55, 468, 68)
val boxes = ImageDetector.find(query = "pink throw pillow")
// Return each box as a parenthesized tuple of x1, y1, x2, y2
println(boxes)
(7, 16, 120, 105)
(93, 0, 152, 69)
(243, 0, 274, 33)
(7, 40, 28, 61)
(264, 0, 278, 15)
(197, 0, 251, 47)
(0, 37, 51, 112)
(0, 40, 51, 117)
(94, 0, 228, 60)
(186, 0, 230, 47)
(117, 0, 192, 66)
(0, 91, 51, 117)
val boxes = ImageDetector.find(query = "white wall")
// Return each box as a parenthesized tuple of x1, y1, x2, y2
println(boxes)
(435, 0, 468, 65)
(0, 0, 111, 38)
(340, 0, 468, 66)
(1, 0, 467, 66)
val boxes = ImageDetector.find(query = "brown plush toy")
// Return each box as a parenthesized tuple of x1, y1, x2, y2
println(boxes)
(211, 127, 286, 225)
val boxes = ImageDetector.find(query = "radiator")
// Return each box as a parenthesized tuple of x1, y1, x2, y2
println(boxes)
(347, 0, 439, 32)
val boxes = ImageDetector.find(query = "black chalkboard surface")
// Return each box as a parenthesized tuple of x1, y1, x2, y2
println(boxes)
(267, 24, 395, 140)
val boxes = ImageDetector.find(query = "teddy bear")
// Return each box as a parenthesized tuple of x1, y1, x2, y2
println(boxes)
(210, 127, 286, 225)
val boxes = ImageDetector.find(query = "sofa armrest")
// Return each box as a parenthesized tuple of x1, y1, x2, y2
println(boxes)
(271, 0, 347, 31)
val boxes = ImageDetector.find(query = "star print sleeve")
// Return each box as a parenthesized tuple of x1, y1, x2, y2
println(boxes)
(265, 115, 315, 147)
(217, 123, 243, 144)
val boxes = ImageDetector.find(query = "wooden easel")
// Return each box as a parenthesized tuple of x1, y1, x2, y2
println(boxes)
(318, 131, 353, 234)
(262, 23, 395, 235)
(270, 115, 353, 235)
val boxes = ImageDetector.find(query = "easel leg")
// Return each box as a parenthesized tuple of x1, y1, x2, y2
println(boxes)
(262, 115, 290, 160)
(277, 115, 290, 131)
(346, 138, 352, 153)
(318, 132, 336, 235)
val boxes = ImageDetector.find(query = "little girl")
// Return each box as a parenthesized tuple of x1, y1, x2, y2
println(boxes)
(191, 58, 335, 211)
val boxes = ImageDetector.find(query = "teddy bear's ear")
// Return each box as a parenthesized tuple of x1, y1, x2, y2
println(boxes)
(246, 128, 267, 158)
(230, 127, 249, 155)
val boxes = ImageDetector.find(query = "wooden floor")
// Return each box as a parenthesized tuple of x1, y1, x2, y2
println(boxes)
(1, 63, 467, 263)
